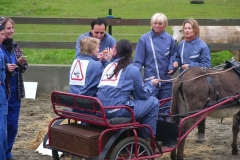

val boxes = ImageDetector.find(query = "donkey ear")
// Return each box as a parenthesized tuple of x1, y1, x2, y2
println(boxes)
(0, 17, 4, 24)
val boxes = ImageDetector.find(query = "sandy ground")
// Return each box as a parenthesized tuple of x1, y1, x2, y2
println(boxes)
(11, 95, 240, 160)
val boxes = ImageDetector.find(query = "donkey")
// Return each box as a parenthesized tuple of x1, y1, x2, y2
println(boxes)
(170, 63, 240, 160)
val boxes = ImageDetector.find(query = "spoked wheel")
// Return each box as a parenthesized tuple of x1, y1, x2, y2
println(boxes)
(109, 137, 154, 160)
(52, 150, 84, 160)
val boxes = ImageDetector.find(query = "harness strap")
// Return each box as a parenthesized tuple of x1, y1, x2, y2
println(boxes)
(203, 75, 219, 108)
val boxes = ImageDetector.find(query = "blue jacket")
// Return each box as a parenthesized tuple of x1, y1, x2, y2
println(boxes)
(0, 48, 8, 115)
(75, 32, 116, 58)
(69, 54, 110, 96)
(134, 29, 176, 89)
(97, 58, 155, 106)
(175, 36, 211, 72)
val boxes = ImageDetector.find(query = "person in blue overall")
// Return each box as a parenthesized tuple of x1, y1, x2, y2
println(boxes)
(173, 18, 211, 72)
(0, 23, 8, 160)
(75, 18, 116, 59)
(70, 36, 113, 97)
(172, 19, 211, 142)
(133, 13, 176, 121)
(97, 39, 160, 138)
(1, 17, 28, 160)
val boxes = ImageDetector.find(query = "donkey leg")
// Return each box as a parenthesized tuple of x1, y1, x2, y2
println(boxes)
(196, 118, 206, 142)
(231, 112, 240, 155)
(170, 149, 177, 160)
(176, 139, 186, 160)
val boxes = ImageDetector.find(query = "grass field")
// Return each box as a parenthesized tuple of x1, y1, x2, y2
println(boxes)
(1, 0, 238, 65)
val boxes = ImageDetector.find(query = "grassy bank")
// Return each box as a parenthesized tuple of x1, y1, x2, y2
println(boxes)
(1, 0, 239, 65)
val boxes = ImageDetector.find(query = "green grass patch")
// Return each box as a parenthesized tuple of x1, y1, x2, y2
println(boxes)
(1, 0, 239, 64)
(211, 51, 233, 67)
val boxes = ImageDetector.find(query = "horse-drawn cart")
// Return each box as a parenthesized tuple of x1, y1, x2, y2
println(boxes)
(44, 91, 240, 160)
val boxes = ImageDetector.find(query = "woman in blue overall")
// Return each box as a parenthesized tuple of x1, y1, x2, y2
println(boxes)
(0, 23, 8, 160)
(97, 39, 160, 138)
(173, 19, 211, 72)
(1, 17, 28, 160)
(133, 13, 177, 121)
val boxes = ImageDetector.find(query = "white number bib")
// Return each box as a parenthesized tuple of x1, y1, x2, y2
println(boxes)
(69, 60, 89, 86)
(98, 63, 122, 87)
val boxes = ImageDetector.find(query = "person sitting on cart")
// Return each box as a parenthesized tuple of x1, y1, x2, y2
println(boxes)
(69, 37, 113, 124)
(96, 39, 159, 138)
(69, 36, 113, 97)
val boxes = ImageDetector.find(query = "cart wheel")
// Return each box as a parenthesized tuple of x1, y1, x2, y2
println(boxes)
(109, 137, 154, 160)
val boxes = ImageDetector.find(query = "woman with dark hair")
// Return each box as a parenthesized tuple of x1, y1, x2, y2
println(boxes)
(1, 17, 28, 160)
(97, 39, 159, 137)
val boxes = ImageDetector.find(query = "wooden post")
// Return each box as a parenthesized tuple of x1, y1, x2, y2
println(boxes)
(190, 0, 204, 4)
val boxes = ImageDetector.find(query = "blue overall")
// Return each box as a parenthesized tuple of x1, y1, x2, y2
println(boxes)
(0, 49, 8, 160)
(69, 54, 110, 96)
(134, 29, 176, 121)
(97, 59, 159, 137)
(175, 36, 211, 73)
(75, 32, 116, 58)
(3, 50, 20, 159)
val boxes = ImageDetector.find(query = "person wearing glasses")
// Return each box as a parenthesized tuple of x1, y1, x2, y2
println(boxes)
(75, 18, 116, 59)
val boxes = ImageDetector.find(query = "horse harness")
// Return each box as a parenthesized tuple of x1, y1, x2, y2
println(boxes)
(177, 69, 219, 117)
(176, 61, 240, 118)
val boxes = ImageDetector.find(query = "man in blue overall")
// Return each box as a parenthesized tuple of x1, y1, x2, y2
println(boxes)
(75, 18, 116, 59)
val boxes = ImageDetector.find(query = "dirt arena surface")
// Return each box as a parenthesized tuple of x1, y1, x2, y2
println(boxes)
(11, 95, 240, 160)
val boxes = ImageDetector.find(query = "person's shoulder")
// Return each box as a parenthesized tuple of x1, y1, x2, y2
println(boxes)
(128, 64, 139, 71)
(105, 33, 116, 40)
(78, 32, 91, 39)
(178, 40, 184, 46)
(163, 31, 172, 37)
(162, 31, 174, 39)
(141, 31, 151, 38)
(197, 37, 209, 47)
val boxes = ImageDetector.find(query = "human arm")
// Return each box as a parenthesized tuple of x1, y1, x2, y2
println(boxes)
(14, 43, 28, 73)
(168, 37, 177, 74)
(131, 67, 156, 100)
(133, 38, 146, 71)
(189, 45, 211, 68)
(75, 36, 81, 58)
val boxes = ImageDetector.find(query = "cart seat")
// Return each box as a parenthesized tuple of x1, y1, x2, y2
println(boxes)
(51, 91, 137, 128)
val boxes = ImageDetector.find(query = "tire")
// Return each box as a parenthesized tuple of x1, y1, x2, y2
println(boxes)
(109, 137, 154, 160)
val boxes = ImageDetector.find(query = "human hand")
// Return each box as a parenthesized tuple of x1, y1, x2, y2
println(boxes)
(151, 78, 160, 86)
(17, 56, 27, 65)
(168, 70, 174, 75)
(103, 48, 113, 61)
(112, 44, 117, 57)
(181, 64, 189, 70)
(173, 61, 178, 68)
(7, 63, 17, 72)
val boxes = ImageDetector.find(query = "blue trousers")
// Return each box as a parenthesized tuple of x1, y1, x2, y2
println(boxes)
(105, 96, 159, 137)
(5, 90, 21, 159)
(0, 86, 8, 160)
(153, 88, 172, 121)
